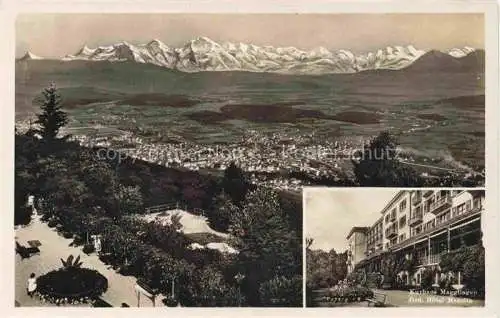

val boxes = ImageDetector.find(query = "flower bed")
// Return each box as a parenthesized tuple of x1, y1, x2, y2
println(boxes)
(36, 267, 108, 304)
(317, 286, 373, 303)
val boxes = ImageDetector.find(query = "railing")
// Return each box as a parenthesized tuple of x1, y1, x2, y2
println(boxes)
(411, 194, 422, 206)
(428, 253, 441, 264)
(423, 190, 434, 197)
(388, 205, 481, 252)
(416, 253, 443, 266)
(430, 196, 451, 214)
(144, 202, 206, 216)
(409, 212, 423, 226)
(385, 226, 397, 238)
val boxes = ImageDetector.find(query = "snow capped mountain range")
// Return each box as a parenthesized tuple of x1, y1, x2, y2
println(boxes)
(19, 51, 44, 61)
(26, 37, 479, 75)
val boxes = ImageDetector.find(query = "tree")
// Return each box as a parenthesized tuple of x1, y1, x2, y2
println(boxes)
(306, 238, 314, 250)
(116, 184, 144, 214)
(222, 162, 251, 205)
(352, 131, 424, 187)
(462, 246, 485, 293)
(209, 192, 239, 232)
(34, 84, 69, 141)
(306, 248, 347, 290)
(188, 266, 241, 307)
(229, 187, 301, 306)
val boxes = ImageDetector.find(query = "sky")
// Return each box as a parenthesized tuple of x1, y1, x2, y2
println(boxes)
(305, 188, 399, 253)
(16, 13, 484, 58)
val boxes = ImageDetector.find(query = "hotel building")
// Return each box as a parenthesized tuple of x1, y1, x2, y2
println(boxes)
(345, 190, 484, 285)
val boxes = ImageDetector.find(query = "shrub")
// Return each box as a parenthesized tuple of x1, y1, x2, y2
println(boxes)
(162, 296, 179, 307)
(420, 268, 435, 290)
(258, 275, 302, 307)
(328, 286, 373, 302)
(72, 235, 85, 246)
(83, 244, 95, 254)
(48, 219, 58, 228)
(62, 231, 73, 239)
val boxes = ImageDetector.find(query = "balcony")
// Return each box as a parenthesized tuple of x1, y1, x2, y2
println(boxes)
(423, 190, 434, 197)
(430, 196, 452, 214)
(416, 255, 427, 266)
(409, 213, 423, 226)
(412, 194, 422, 206)
(385, 226, 397, 238)
(428, 253, 442, 265)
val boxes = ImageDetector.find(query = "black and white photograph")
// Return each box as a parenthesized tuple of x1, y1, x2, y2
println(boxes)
(10, 8, 494, 311)
(305, 189, 485, 307)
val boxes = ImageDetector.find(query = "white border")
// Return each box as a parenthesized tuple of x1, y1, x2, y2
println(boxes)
(2, 1, 499, 318)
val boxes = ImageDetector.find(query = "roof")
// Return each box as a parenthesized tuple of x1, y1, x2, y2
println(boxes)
(380, 190, 408, 215)
(346, 226, 370, 239)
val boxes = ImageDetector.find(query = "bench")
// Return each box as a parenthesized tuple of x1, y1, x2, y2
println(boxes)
(15, 242, 39, 259)
(366, 292, 387, 307)
(26, 246, 40, 254)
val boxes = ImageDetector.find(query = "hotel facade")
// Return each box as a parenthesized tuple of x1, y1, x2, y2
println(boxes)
(346, 190, 484, 285)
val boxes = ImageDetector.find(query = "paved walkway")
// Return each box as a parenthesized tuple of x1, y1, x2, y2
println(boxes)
(15, 216, 166, 307)
(310, 288, 484, 307)
(371, 289, 484, 307)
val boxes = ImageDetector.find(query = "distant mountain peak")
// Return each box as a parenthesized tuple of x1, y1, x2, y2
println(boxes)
(57, 38, 484, 75)
(19, 51, 43, 61)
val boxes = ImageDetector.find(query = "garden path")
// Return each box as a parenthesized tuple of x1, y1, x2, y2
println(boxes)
(15, 216, 165, 307)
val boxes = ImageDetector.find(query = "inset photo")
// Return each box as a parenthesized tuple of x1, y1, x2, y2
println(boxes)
(305, 188, 485, 307)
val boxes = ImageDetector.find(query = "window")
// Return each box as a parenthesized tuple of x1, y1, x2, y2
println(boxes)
(400, 199, 407, 212)
(424, 220, 435, 231)
(415, 225, 422, 235)
(399, 234, 406, 242)
(466, 200, 472, 211)
(436, 210, 451, 225)
(473, 198, 481, 209)
(385, 214, 390, 223)
(455, 203, 467, 216)
(391, 209, 396, 219)
(399, 215, 407, 228)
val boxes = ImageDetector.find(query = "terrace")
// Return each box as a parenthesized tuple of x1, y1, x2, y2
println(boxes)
(389, 204, 482, 252)
(408, 212, 423, 226)
(429, 195, 452, 215)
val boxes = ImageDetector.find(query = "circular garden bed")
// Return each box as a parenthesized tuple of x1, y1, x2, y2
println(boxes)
(36, 267, 108, 305)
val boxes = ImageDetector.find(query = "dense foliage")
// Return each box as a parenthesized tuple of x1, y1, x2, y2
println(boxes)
(352, 132, 424, 187)
(351, 131, 483, 187)
(15, 86, 302, 307)
(440, 245, 485, 295)
(306, 244, 348, 290)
